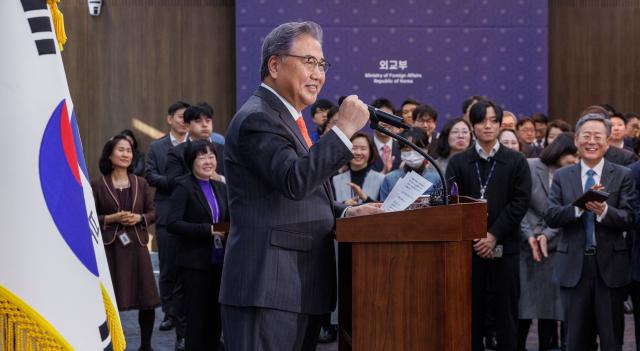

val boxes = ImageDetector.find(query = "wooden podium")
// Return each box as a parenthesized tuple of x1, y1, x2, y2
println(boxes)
(336, 196, 486, 351)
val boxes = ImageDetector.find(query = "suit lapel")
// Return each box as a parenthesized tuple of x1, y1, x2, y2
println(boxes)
(570, 164, 583, 199)
(256, 87, 309, 152)
(256, 87, 334, 202)
(191, 177, 214, 223)
(535, 161, 550, 196)
(600, 160, 616, 194)
(162, 135, 173, 150)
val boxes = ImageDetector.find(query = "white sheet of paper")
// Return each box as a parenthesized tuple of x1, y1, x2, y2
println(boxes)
(382, 171, 433, 212)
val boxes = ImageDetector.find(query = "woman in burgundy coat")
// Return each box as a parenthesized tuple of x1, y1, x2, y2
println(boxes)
(91, 134, 160, 351)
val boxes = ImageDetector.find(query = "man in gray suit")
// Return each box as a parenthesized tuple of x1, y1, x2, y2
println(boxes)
(220, 21, 382, 350)
(144, 101, 189, 346)
(545, 113, 636, 351)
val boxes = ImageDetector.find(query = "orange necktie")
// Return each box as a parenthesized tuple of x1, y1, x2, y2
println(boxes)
(296, 116, 313, 148)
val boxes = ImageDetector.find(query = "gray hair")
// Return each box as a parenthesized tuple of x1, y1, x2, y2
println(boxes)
(260, 21, 323, 81)
(575, 113, 612, 137)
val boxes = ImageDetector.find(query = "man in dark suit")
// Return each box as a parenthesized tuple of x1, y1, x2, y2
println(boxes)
(219, 21, 382, 350)
(144, 101, 189, 340)
(446, 100, 531, 351)
(518, 117, 543, 158)
(412, 104, 440, 156)
(628, 160, 640, 351)
(370, 97, 401, 174)
(604, 145, 638, 166)
(606, 113, 639, 168)
(166, 105, 225, 187)
(624, 113, 640, 153)
(545, 113, 636, 350)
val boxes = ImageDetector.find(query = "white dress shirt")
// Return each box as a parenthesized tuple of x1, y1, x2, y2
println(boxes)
(170, 131, 186, 146)
(474, 140, 500, 160)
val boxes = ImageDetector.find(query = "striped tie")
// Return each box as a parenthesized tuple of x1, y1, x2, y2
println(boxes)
(583, 169, 596, 248)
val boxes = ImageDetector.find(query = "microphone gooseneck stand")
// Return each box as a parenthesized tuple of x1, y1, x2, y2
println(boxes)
(369, 115, 449, 206)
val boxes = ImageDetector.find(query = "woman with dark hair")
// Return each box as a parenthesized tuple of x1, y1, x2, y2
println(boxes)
(543, 120, 572, 147)
(332, 132, 385, 205)
(518, 132, 578, 350)
(120, 129, 146, 176)
(167, 139, 229, 351)
(435, 117, 472, 172)
(91, 134, 159, 351)
(498, 128, 521, 153)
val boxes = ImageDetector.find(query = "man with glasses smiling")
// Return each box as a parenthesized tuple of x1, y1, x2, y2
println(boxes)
(219, 21, 383, 350)
(545, 112, 636, 351)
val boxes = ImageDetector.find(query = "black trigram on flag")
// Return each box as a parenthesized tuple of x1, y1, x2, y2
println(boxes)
(99, 319, 113, 351)
(20, 0, 56, 55)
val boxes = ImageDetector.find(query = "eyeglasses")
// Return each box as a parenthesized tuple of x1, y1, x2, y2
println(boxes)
(415, 118, 435, 125)
(578, 133, 605, 142)
(283, 54, 331, 73)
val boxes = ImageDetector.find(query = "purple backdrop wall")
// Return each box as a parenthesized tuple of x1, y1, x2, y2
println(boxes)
(235, 0, 548, 129)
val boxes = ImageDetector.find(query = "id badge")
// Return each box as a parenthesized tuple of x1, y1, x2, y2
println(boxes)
(493, 244, 503, 258)
(118, 232, 131, 247)
(214, 235, 224, 249)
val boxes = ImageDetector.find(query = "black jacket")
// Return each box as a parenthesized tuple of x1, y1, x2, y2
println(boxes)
(605, 146, 638, 167)
(446, 144, 531, 254)
(145, 135, 174, 224)
(167, 175, 229, 270)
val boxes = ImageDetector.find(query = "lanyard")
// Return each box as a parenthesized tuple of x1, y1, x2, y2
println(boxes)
(208, 186, 220, 223)
(475, 159, 496, 200)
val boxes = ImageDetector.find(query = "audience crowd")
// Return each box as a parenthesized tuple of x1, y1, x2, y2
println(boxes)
(92, 95, 640, 351)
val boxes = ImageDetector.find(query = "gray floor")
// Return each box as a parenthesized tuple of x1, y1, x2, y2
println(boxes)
(120, 252, 337, 350)
(121, 253, 638, 350)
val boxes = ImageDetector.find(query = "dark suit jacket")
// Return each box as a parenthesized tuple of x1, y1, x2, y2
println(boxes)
(523, 143, 543, 158)
(145, 135, 174, 224)
(427, 134, 439, 157)
(624, 137, 638, 153)
(445, 145, 531, 254)
(605, 146, 638, 166)
(167, 175, 229, 271)
(219, 86, 352, 315)
(628, 161, 640, 281)
(166, 140, 225, 189)
(545, 161, 636, 288)
(371, 139, 401, 173)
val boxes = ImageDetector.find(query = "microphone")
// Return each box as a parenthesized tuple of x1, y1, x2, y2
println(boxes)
(367, 105, 411, 130)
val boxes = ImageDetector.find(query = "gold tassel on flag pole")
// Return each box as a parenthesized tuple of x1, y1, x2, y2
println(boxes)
(0, 284, 70, 350)
(47, 0, 67, 51)
(101, 283, 126, 351)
